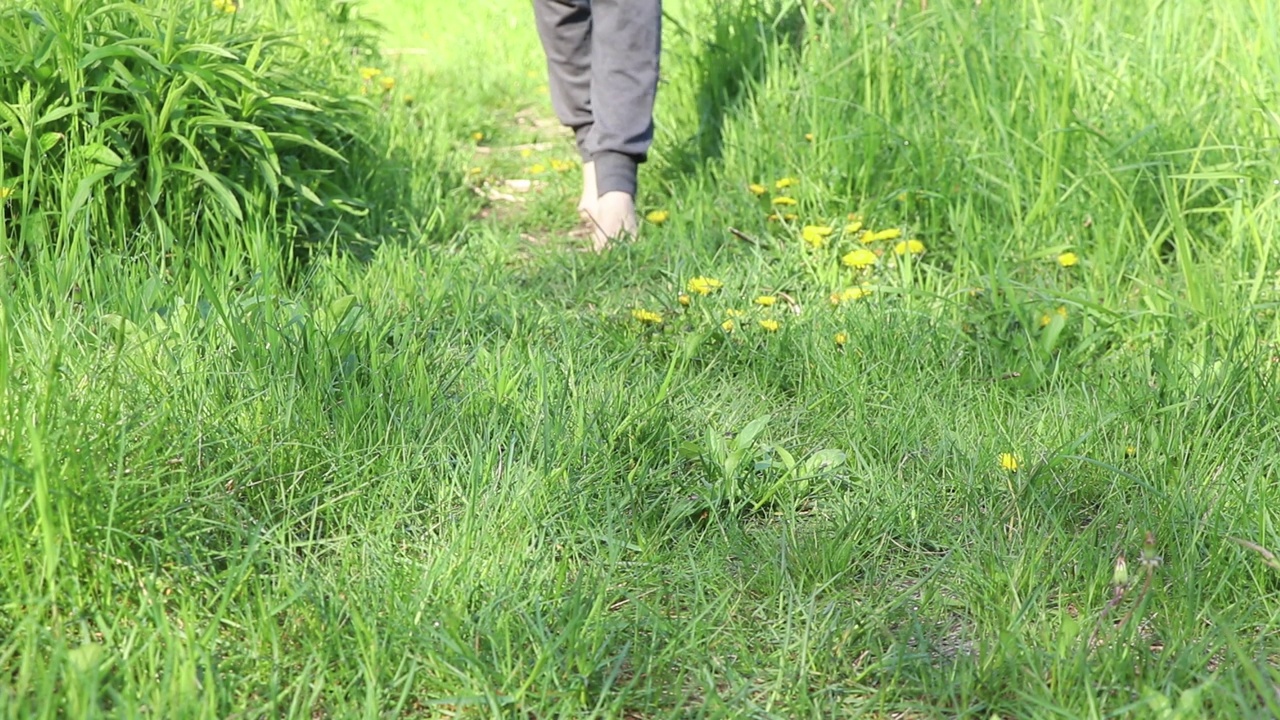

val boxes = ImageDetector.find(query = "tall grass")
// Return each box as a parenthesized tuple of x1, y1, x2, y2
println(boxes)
(2, 0, 1279, 717)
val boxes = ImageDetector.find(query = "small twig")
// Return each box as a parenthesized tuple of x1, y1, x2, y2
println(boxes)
(1229, 537, 1280, 571)
(727, 227, 762, 246)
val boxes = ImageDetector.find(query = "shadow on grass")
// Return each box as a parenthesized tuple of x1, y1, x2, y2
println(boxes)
(660, 0, 806, 176)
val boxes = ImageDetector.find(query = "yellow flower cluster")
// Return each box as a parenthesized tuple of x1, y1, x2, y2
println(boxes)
(999, 453, 1020, 472)
(631, 308, 663, 324)
(646, 209, 669, 225)
(686, 276, 723, 296)
(802, 225, 833, 248)
(212, 0, 238, 12)
(841, 248, 876, 269)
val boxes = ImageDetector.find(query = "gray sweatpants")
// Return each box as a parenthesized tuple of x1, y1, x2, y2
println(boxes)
(532, 0, 662, 198)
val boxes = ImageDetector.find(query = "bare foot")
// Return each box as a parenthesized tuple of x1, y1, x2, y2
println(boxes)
(590, 191, 638, 251)
(577, 161, 597, 221)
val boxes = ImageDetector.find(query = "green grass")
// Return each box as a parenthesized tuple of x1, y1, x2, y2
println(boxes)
(3, 0, 1280, 717)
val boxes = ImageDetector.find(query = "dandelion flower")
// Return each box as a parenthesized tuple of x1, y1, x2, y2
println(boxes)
(686, 276, 724, 296)
(1057, 251, 1079, 268)
(804, 133, 815, 142)
(829, 286, 872, 305)
(471, 131, 484, 142)
(359, 67, 382, 81)
(841, 248, 877, 269)
(380, 76, 396, 92)
(212, 0, 238, 12)
(999, 453, 1020, 472)
(775, 177, 798, 189)
(864, 228, 902, 243)
(550, 159, 573, 172)
(802, 225, 834, 248)
(631, 308, 663, 324)
(520, 148, 533, 158)
(678, 294, 691, 307)
(0, 186, 13, 200)
(721, 319, 736, 332)
(748, 183, 767, 196)
(1124, 445, 1137, 458)
(755, 295, 777, 307)
(403, 94, 415, 106)
(844, 220, 863, 234)
(840, 286, 873, 302)
(1040, 305, 1068, 327)
(893, 239, 926, 255)
(772, 196, 798, 206)
(759, 319, 780, 332)
(646, 209, 670, 225)
(835, 331, 848, 346)
(529, 163, 546, 174)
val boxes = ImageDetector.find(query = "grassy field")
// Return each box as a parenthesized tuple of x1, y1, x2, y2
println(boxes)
(3, 0, 1280, 717)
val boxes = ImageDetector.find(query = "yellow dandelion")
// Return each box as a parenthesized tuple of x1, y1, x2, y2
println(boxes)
(359, 67, 382, 81)
(1124, 445, 1137, 458)
(646, 209, 670, 225)
(471, 131, 484, 142)
(1040, 305, 1068, 327)
(999, 453, 1020, 472)
(758, 319, 780, 332)
(550, 159, 574, 171)
(678, 294, 691, 307)
(748, 183, 767, 196)
(864, 228, 903, 243)
(841, 248, 877, 269)
(771, 196, 798, 206)
(835, 331, 848, 346)
(529, 163, 546, 174)
(830, 286, 872, 305)
(804, 132, 814, 142)
(631, 308, 663, 324)
(784, 213, 797, 221)
(721, 319, 736, 332)
(468, 167, 482, 175)
(755, 295, 777, 307)
(840, 286, 873, 302)
(775, 177, 798, 189)
(844, 220, 863, 234)
(211, 0, 238, 12)
(380, 76, 396, 92)
(403, 94, 415, 106)
(1057, 251, 1079, 268)
(686, 276, 724, 296)
(520, 148, 533, 158)
(802, 225, 834, 248)
(0, 186, 13, 200)
(893, 239, 926, 255)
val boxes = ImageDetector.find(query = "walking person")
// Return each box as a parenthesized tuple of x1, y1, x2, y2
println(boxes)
(532, 0, 662, 250)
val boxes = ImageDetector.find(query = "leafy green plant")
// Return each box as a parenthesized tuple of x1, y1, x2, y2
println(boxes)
(678, 413, 847, 519)
(0, 0, 446, 266)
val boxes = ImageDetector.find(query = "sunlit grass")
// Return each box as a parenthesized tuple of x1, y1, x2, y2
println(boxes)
(2, 0, 1279, 717)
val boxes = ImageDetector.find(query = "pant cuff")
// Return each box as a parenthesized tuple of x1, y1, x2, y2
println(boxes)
(592, 151, 638, 197)
(573, 125, 593, 162)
